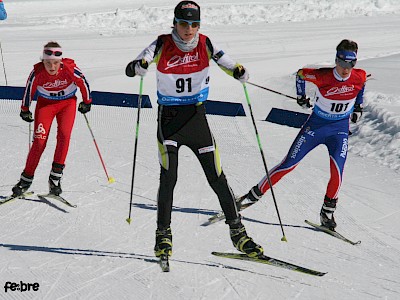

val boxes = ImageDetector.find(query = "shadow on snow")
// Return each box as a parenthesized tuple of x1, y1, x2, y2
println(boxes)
(0, 243, 282, 279)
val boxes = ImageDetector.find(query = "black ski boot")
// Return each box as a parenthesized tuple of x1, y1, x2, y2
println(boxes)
(154, 227, 172, 258)
(49, 178, 62, 196)
(49, 162, 64, 196)
(236, 185, 263, 210)
(320, 195, 338, 231)
(12, 172, 33, 197)
(227, 218, 263, 257)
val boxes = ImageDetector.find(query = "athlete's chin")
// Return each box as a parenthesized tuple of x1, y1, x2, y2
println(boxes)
(183, 34, 194, 41)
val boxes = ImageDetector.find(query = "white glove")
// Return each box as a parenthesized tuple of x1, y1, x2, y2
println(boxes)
(134, 59, 148, 77)
(351, 104, 363, 123)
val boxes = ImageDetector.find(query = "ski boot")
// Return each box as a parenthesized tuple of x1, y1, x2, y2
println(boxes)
(320, 195, 338, 231)
(154, 227, 172, 258)
(12, 172, 33, 197)
(227, 218, 263, 257)
(49, 178, 62, 196)
(49, 162, 64, 196)
(236, 185, 263, 210)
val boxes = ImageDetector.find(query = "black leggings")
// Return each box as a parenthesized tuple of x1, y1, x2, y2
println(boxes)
(156, 104, 239, 229)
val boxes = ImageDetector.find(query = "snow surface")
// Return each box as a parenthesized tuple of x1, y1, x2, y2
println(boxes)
(1, 0, 400, 299)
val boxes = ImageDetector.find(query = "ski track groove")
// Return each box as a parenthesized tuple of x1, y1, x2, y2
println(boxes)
(54, 260, 139, 300)
(42, 264, 70, 300)
(221, 272, 241, 298)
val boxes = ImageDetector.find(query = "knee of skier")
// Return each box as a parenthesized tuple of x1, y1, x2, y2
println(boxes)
(159, 166, 178, 189)
(207, 171, 227, 189)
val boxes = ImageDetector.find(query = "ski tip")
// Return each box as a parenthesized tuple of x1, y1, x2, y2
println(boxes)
(108, 177, 116, 184)
(160, 255, 170, 272)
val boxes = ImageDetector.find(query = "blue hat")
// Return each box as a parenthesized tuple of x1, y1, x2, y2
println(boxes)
(336, 50, 357, 61)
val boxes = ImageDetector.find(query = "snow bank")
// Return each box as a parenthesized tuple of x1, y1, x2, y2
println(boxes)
(6, 0, 400, 34)
(349, 91, 400, 171)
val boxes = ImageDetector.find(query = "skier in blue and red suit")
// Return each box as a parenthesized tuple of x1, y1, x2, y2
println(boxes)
(239, 39, 367, 230)
(0, 0, 7, 20)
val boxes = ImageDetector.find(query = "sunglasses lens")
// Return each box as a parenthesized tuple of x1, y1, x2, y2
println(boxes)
(176, 19, 200, 28)
(44, 50, 63, 56)
(178, 20, 188, 26)
(337, 57, 356, 68)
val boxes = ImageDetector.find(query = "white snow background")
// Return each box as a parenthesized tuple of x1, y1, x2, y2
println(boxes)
(0, 0, 400, 299)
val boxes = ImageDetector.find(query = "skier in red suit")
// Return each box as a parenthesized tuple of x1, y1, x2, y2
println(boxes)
(12, 41, 92, 197)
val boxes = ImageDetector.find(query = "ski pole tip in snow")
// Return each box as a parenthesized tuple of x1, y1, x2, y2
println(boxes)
(126, 217, 132, 224)
(108, 177, 115, 184)
(281, 236, 288, 242)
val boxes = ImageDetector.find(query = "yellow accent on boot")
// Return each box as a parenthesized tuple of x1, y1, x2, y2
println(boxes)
(154, 238, 172, 258)
(235, 236, 264, 258)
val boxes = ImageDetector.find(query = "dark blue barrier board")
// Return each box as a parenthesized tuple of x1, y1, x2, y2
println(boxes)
(0, 86, 246, 116)
(265, 108, 309, 128)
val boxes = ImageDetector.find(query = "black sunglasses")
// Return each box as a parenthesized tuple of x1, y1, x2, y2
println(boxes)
(336, 57, 357, 69)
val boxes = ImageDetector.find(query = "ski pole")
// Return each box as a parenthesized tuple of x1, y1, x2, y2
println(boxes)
(247, 81, 297, 100)
(28, 123, 32, 151)
(126, 76, 144, 224)
(242, 83, 287, 242)
(248, 74, 372, 100)
(0, 41, 8, 85)
(83, 113, 115, 184)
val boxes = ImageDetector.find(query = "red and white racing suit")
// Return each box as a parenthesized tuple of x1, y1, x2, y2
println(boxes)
(21, 58, 91, 176)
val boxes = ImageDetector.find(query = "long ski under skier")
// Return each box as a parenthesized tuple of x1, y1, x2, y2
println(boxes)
(38, 193, 77, 208)
(305, 220, 361, 245)
(159, 255, 170, 272)
(202, 195, 254, 226)
(212, 252, 326, 276)
(0, 191, 34, 206)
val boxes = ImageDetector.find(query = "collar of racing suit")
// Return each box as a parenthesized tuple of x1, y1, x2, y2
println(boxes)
(171, 28, 200, 52)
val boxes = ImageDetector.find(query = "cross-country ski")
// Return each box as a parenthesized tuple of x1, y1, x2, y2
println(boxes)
(37, 193, 77, 208)
(305, 220, 361, 245)
(0, 191, 34, 206)
(212, 252, 326, 276)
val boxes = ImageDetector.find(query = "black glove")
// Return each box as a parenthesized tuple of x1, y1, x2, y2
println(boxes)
(125, 59, 149, 77)
(20, 110, 34, 123)
(297, 95, 312, 108)
(78, 101, 91, 114)
(233, 65, 249, 83)
(351, 104, 363, 123)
